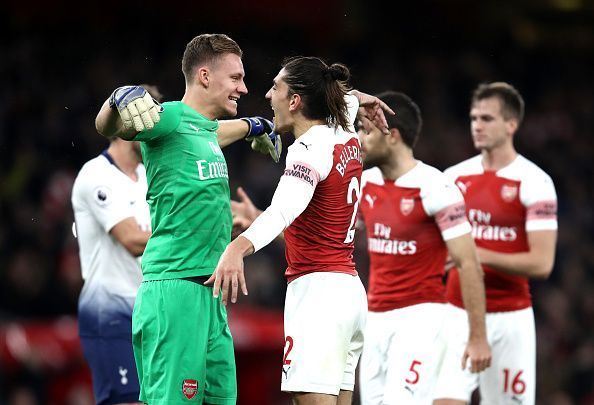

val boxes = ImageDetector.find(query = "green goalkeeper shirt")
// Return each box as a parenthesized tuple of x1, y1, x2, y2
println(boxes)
(134, 101, 231, 280)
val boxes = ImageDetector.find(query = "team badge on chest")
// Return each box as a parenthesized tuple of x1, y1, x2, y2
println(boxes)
(501, 184, 518, 202)
(400, 197, 415, 216)
(182, 379, 198, 400)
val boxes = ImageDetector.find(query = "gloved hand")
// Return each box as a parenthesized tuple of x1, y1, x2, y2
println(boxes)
(241, 117, 282, 163)
(109, 85, 162, 132)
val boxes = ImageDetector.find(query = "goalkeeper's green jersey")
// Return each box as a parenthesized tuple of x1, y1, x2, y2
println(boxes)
(134, 101, 231, 280)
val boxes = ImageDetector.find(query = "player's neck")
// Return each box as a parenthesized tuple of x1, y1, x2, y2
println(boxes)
(107, 144, 140, 181)
(481, 143, 518, 171)
(293, 118, 325, 139)
(381, 149, 416, 180)
(182, 89, 217, 121)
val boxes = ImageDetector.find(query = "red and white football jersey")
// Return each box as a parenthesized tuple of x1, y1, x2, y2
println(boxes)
(444, 155, 557, 312)
(242, 95, 362, 282)
(282, 127, 362, 282)
(360, 163, 471, 312)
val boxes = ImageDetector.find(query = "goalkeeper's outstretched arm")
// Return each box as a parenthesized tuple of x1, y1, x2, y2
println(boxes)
(217, 119, 251, 147)
(96, 85, 163, 140)
(96, 98, 137, 140)
(218, 117, 282, 162)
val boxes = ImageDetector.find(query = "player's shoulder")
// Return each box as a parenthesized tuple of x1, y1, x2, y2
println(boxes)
(413, 161, 445, 178)
(74, 155, 111, 185)
(161, 100, 183, 111)
(397, 161, 449, 189)
(361, 167, 384, 189)
(443, 155, 483, 179)
(289, 125, 355, 156)
(73, 154, 127, 197)
(72, 155, 110, 203)
(159, 101, 188, 124)
(501, 155, 554, 184)
(403, 162, 465, 206)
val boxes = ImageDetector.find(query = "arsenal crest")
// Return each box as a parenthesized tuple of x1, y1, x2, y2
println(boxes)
(501, 184, 518, 202)
(182, 379, 198, 400)
(400, 198, 415, 216)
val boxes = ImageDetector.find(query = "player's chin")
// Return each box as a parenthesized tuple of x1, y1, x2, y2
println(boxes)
(362, 155, 377, 170)
(472, 137, 488, 147)
(224, 101, 239, 117)
(273, 120, 289, 135)
(474, 141, 489, 150)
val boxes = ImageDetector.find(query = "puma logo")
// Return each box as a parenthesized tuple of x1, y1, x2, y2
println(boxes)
(456, 180, 471, 194)
(299, 141, 311, 150)
(365, 194, 377, 208)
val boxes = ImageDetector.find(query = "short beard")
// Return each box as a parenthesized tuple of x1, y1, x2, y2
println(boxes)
(363, 154, 385, 170)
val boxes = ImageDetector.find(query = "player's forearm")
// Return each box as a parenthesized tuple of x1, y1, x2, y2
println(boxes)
(229, 235, 255, 257)
(242, 177, 313, 251)
(477, 248, 553, 279)
(95, 99, 136, 140)
(217, 119, 249, 148)
(121, 230, 151, 256)
(457, 259, 488, 341)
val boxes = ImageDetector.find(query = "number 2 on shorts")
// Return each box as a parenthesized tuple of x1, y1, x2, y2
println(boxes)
(283, 336, 294, 365)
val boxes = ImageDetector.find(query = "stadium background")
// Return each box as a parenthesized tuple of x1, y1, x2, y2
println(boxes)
(1, 0, 593, 403)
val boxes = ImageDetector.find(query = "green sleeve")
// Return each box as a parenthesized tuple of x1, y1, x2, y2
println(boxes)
(134, 101, 182, 142)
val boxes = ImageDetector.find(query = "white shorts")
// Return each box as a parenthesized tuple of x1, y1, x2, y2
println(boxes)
(281, 272, 367, 395)
(434, 304, 536, 405)
(359, 303, 448, 405)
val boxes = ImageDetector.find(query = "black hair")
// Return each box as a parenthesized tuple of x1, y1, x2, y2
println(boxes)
(375, 91, 422, 149)
(281, 56, 352, 131)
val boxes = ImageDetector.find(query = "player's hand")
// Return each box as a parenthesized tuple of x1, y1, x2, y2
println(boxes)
(109, 85, 163, 132)
(351, 90, 395, 134)
(462, 337, 492, 373)
(204, 240, 250, 305)
(231, 187, 261, 231)
(241, 117, 282, 163)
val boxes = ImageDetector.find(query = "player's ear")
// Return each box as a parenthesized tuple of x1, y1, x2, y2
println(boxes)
(506, 118, 519, 135)
(197, 66, 210, 88)
(289, 93, 301, 112)
(387, 128, 401, 144)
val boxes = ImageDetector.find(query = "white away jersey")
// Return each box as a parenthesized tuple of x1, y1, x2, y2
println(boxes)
(72, 153, 150, 336)
(360, 163, 471, 311)
(444, 154, 557, 312)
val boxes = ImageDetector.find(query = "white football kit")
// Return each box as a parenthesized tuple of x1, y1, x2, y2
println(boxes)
(71, 151, 150, 404)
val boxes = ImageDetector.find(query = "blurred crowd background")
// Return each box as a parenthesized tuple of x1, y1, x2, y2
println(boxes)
(1, 1, 593, 404)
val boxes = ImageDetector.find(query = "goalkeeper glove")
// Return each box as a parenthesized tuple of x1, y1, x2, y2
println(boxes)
(241, 117, 282, 163)
(109, 85, 163, 132)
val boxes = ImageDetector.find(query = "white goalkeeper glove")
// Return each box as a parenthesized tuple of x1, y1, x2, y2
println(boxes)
(109, 85, 162, 132)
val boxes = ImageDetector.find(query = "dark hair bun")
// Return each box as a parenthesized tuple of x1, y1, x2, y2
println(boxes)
(328, 63, 350, 82)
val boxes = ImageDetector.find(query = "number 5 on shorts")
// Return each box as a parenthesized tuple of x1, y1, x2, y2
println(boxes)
(405, 360, 422, 384)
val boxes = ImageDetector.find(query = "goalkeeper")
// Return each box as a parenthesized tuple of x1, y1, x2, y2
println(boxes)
(95, 34, 280, 405)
